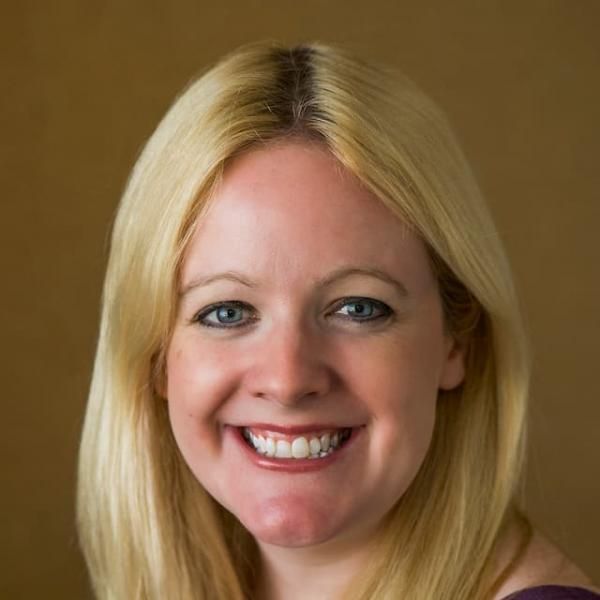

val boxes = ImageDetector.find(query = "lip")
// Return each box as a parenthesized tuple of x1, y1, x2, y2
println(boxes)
(227, 424, 364, 473)
(238, 422, 354, 435)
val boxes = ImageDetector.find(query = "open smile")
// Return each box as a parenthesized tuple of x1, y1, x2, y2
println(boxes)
(230, 424, 364, 472)
(242, 426, 353, 459)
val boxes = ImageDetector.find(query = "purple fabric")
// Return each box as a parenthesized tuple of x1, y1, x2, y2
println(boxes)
(502, 586, 600, 599)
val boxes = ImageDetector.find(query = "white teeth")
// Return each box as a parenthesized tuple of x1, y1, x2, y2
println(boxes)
(265, 437, 276, 457)
(291, 437, 310, 458)
(309, 437, 321, 456)
(275, 440, 292, 458)
(258, 435, 267, 454)
(243, 428, 351, 460)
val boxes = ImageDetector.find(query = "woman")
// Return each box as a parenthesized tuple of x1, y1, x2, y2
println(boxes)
(76, 41, 599, 599)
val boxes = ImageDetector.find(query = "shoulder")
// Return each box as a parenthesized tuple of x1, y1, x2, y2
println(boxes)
(502, 586, 600, 599)
(493, 526, 599, 600)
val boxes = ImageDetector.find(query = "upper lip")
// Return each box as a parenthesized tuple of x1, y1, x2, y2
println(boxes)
(232, 423, 359, 434)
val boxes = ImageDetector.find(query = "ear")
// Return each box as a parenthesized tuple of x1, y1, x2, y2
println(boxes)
(439, 336, 466, 391)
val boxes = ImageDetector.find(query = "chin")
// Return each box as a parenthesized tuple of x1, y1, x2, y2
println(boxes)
(237, 495, 344, 548)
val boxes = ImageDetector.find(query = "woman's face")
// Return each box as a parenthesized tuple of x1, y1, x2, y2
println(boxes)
(165, 140, 465, 551)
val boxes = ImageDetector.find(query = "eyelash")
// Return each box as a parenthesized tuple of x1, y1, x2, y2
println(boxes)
(192, 297, 393, 330)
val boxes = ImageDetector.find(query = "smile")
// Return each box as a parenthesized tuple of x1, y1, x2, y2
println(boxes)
(241, 426, 353, 459)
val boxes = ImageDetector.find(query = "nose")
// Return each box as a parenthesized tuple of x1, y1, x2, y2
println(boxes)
(245, 321, 334, 407)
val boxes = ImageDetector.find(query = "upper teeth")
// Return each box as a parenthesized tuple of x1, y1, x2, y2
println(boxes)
(243, 428, 350, 459)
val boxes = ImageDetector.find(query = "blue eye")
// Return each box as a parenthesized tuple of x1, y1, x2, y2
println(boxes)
(195, 302, 254, 329)
(333, 298, 392, 323)
(193, 297, 392, 330)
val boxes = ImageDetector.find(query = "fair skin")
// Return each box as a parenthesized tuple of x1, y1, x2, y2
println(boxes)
(164, 140, 596, 599)
(492, 520, 598, 599)
(165, 140, 464, 598)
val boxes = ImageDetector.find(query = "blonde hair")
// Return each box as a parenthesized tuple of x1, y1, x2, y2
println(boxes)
(77, 40, 530, 599)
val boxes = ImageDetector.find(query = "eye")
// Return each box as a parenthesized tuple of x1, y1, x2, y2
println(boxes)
(330, 297, 392, 324)
(194, 301, 256, 329)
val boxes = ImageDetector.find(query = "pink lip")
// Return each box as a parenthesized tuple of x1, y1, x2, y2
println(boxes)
(237, 423, 353, 435)
(227, 425, 363, 473)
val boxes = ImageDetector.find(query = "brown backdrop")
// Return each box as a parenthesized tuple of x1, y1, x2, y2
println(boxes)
(2, 1, 598, 597)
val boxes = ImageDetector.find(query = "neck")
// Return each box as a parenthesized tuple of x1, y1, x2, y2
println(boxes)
(255, 532, 376, 600)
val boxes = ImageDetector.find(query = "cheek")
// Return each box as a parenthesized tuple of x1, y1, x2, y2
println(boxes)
(344, 325, 445, 413)
(164, 337, 233, 463)
(166, 336, 238, 418)
(342, 328, 442, 477)
(363, 363, 438, 511)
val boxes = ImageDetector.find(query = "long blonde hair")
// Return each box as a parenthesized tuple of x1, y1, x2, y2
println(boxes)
(77, 40, 530, 599)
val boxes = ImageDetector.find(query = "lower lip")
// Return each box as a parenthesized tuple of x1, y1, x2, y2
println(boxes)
(229, 426, 363, 473)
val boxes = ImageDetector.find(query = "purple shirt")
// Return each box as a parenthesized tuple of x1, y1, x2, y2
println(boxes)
(502, 586, 600, 599)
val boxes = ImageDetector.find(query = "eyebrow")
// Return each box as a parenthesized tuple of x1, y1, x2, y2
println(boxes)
(317, 266, 409, 298)
(179, 266, 409, 299)
(180, 271, 256, 297)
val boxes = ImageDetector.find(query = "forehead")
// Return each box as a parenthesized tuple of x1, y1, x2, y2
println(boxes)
(182, 140, 433, 290)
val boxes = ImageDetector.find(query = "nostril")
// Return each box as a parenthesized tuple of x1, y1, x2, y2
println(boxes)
(244, 347, 334, 406)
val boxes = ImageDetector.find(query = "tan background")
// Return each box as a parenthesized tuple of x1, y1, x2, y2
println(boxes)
(1, 1, 598, 597)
